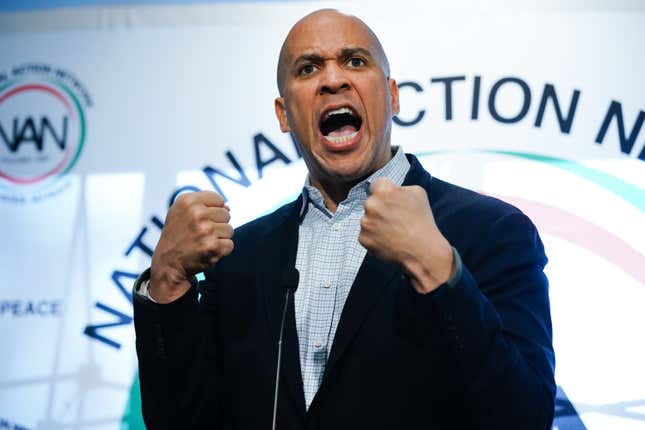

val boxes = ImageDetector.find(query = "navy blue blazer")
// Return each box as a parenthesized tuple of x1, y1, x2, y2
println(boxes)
(134, 154, 556, 429)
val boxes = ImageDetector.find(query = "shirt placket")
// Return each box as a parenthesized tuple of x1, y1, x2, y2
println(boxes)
(302, 207, 348, 408)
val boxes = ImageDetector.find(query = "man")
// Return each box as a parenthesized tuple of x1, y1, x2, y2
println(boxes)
(134, 9, 556, 429)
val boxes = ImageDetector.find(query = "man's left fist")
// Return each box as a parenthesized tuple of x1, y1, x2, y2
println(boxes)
(359, 178, 455, 294)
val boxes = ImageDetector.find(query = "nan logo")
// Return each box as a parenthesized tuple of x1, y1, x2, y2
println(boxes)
(0, 63, 91, 200)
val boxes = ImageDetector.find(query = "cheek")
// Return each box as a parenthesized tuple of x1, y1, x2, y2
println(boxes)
(288, 99, 314, 131)
(363, 88, 390, 130)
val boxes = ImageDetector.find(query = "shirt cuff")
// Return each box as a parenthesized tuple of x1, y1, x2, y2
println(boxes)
(133, 267, 199, 304)
(405, 247, 462, 299)
(444, 246, 463, 288)
(133, 267, 157, 303)
(138, 279, 158, 303)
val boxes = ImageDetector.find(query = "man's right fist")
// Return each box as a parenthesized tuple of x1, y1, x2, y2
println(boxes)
(149, 191, 234, 303)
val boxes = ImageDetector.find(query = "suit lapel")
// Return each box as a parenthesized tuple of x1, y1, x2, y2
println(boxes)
(321, 253, 401, 383)
(259, 198, 307, 417)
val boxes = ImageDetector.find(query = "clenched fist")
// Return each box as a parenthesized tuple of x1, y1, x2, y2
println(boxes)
(359, 178, 455, 294)
(150, 191, 234, 303)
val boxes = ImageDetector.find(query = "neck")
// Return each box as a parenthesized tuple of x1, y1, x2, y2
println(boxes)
(310, 148, 395, 213)
(310, 177, 356, 213)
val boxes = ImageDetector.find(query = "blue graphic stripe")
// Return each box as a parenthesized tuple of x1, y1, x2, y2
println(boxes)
(0, 0, 309, 13)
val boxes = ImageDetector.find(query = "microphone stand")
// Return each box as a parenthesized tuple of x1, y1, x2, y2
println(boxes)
(272, 269, 299, 430)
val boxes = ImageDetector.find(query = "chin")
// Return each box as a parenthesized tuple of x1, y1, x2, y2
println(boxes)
(322, 161, 373, 184)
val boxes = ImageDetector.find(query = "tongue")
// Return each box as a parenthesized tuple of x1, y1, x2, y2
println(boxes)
(327, 124, 357, 138)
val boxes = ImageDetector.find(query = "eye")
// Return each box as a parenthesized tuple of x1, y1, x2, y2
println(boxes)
(348, 57, 365, 67)
(299, 64, 316, 75)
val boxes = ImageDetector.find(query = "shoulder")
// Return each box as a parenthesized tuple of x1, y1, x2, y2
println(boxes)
(405, 153, 522, 228)
(426, 177, 546, 269)
(429, 177, 522, 225)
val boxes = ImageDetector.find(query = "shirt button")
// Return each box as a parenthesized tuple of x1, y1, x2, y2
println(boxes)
(324, 282, 331, 289)
(314, 340, 322, 349)
(332, 222, 340, 231)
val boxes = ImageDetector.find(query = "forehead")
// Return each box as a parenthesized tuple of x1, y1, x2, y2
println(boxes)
(284, 13, 378, 61)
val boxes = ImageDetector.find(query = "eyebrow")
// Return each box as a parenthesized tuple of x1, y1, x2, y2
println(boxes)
(292, 46, 375, 67)
(339, 47, 373, 59)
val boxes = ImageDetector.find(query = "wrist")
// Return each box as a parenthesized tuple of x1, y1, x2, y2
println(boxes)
(150, 264, 195, 304)
(401, 241, 455, 294)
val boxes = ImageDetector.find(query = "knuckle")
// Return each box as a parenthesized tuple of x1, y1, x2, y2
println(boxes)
(213, 237, 224, 251)
(174, 193, 190, 209)
(359, 216, 370, 231)
(363, 198, 375, 213)
(370, 184, 383, 196)
(358, 231, 371, 249)
(206, 242, 231, 265)
(207, 191, 225, 206)
(187, 205, 202, 221)
(195, 222, 212, 238)
(215, 207, 231, 223)
(383, 183, 396, 196)
(411, 185, 425, 197)
(373, 182, 395, 198)
(213, 238, 233, 256)
(373, 177, 388, 186)
(219, 223, 234, 239)
(201, 239, 215, 255)
(188, 217, 200, 233)
(222, 239, 234, 255)
(197, 240, 215, 260)
(358, 230, 366, 244)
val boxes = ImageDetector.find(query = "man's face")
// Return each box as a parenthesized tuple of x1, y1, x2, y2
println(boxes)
(275, 12, 399, 186)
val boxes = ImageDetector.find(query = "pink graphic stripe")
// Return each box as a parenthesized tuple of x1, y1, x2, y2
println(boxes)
(496, 195, 645, 286)
(0, 83, 76, 184)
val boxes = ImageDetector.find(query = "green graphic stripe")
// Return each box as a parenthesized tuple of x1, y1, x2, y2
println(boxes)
(415, 149, 645, 213)
(47, 79, 86, 176)
(121, 373, 146, 430)
(484, 150, 645, 213)
(0, 80, 18, 93)
(0, 80, 19, 190)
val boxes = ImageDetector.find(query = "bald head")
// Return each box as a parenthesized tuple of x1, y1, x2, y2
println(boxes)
(276, 9, 391, 96)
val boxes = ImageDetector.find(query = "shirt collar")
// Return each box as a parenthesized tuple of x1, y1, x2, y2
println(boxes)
(299, 146, 410, 219)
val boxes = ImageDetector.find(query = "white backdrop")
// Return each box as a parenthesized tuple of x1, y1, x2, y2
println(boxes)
(1, 1, 644, 429)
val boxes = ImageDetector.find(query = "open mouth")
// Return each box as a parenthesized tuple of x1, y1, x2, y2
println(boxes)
(319, 106, 363, 145)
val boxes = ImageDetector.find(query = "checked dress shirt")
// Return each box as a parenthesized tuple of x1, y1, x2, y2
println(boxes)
(294, 146, 410, 409)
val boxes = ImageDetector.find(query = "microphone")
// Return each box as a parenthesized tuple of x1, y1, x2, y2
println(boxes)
(272, 268, 299, 430)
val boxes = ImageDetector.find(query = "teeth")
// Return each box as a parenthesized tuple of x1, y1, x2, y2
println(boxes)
(325, 130, 358, 144)
(324, 107, 354, 120)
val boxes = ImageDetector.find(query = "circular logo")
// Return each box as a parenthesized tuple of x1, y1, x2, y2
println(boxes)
(0, 80, 85, 186)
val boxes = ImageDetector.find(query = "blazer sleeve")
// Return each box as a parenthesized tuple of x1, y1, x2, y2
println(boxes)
(133, 274, 222, 429)
(404, 211, 556, 429)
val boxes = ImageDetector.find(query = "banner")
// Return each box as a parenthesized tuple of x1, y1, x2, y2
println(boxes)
(1, 2, 644, 429)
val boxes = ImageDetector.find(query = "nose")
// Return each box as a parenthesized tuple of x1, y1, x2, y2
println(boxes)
(319, 62, 350, 95)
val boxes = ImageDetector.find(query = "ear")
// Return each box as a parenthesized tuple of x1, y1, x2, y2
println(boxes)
(388, 79, 400, 116)
(274, 97, 291, 132)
